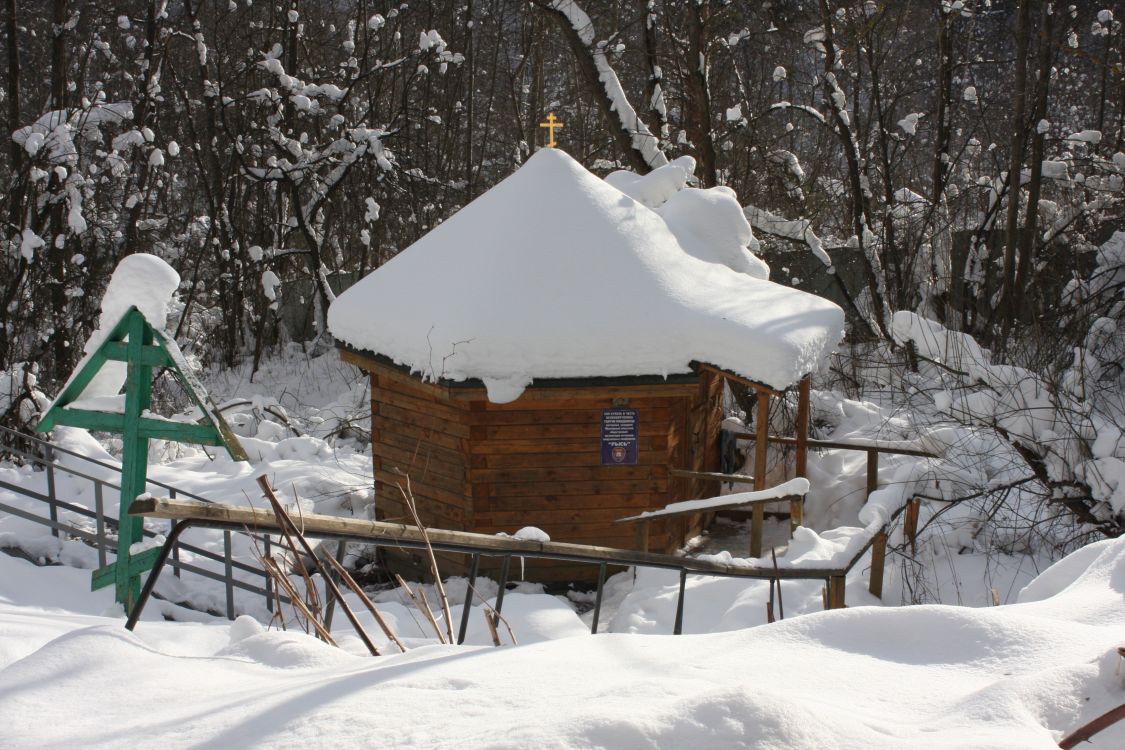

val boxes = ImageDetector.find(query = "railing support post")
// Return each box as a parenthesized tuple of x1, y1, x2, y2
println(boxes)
(323, 541, 348, 632)
(223, 530, 235, 620)
(866, 449, 879, 498)
(904, 497, 921, 553)
(673, 569, 688, 635)
(125, 520, 194, 630)
(457, 553, 480, 645)
(635, 519, 649, 553)
(792, 377, 810, 531)
(590, 562, 608, 634)
(826, 574, 847, 609)
(45, 445, 58, 538)
(868, 530, 887, 599)
(752, 392, 769, 558)
(493, 555, 511, 627)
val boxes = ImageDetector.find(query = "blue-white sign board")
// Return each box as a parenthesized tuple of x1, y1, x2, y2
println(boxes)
(601, 408, 638, 465)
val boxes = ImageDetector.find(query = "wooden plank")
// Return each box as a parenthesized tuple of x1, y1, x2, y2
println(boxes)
(470, 450, 666, 470)
(466, 406, 672, 426)
(615, 495, 803, 523)
(377, 402, 470, 438)
(376, 384, 470, 425)
(474, 522, 656, 547)
(735, 433, 938, 458)
(695, 362, 784, 396)
(102, 341, 173, 367)
(375, 497, 465, 527)
(472, 422, 668, 441)
(475, 493, 664, 512)
(374, 488, 466, 525)
(483, 478, 667, 498)
(38, 310, 134, 427)
(375, 464, 466, 499)
(375, 478, 465, 515)
(470, 465, 666, 484)
(479, 506, 665, 527)
(348, 354, 459, 403)
(47, 409, 224, 446)
(375, 431, 466, 472)
(468, 395, 691, 412)
(373, 447, 465, 490)
(449, 382, 697, 402)
(669, 469, 755, 484)
(375, 415, 466, 453)
(470, 436, 667, 457)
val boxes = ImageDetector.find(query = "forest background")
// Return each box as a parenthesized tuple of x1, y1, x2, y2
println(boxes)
(0, 0, 1122, 545)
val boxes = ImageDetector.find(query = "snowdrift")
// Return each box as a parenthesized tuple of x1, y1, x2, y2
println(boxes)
(0, 537, 1121, 749)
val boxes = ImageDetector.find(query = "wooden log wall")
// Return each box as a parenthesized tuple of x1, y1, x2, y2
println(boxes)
(346, 352, 726, 582)
(465, 390, 689, 554)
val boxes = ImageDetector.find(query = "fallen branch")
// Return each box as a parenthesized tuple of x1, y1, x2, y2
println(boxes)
(1058, 700, 1125, 749)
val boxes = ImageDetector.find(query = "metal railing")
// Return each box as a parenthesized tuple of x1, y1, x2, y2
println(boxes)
(0, 424, 282, 619)
(3, 424, 912, 641)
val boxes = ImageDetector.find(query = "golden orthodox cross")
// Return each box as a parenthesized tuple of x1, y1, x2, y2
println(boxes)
(539, 112, 564, 148)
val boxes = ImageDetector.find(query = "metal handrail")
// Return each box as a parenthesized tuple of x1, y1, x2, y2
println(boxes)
(0, 424, 285, 618)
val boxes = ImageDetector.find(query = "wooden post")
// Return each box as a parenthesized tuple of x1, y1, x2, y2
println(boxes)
(866, 448, 879, 497)
(792, 377, 810, 530)
(826, 574, 847, 609)
(751, 391, 769, 558)
(635, 519, 650, 553)
(868, 529, 887, 598)
(904, 497, 920, 553)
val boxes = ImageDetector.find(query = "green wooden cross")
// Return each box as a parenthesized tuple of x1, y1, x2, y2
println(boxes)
(37, 306, 244, 613)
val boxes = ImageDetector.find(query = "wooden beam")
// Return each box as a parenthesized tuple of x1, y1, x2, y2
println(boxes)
(668, 469, 755, 484)
(46, 408, 224, 445)
(694, 362, 784, 397)
(826, 574, 847, 609)
(904, 497, 921, 554)
(730, 433, 938, 458)
(866, 449, 879, 497)
(868, 530, 887, 598)
(615, 494, 803, 523)
(634, 519, 650, 552)
(793, 377, 810, 530)
(102, 341, 173, 367)
(752, 392, 769, 558)
(129, 496, 856, 580)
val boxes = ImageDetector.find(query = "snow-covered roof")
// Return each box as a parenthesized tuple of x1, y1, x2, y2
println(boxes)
(329, 149, 844, 401)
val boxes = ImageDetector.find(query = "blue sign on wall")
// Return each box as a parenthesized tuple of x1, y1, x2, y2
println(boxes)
(601, 408, 638, 465)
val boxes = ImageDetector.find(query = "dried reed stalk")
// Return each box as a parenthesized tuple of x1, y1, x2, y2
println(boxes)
(254, 475, 381, 655)
(395, 574, 447, 644)
(394, 474, 455, 644)
(322, 551, 406, 652)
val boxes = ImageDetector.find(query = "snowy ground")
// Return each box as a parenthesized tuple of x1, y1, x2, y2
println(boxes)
(0, 538, 1121, 749)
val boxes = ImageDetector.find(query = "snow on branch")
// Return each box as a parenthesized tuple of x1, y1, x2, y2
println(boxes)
(743, 205, 833, 269)
(892, 310, 1125, 526)
(538, 1, 667, 172)
(12, 101, 133, 165)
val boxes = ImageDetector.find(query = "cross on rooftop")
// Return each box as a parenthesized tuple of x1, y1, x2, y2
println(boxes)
(539, 112, 564, 148)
